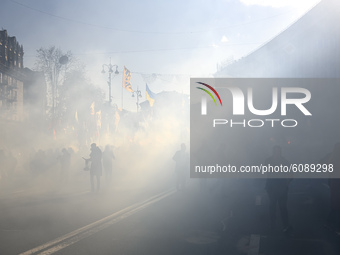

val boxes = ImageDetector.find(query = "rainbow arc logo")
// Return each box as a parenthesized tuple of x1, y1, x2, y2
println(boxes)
(196, 82, 222, 115)
(196, 82, 222, 106)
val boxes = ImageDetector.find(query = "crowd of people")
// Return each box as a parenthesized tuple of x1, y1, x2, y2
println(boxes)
(175, 142, 340, 239)
(1, 140, 340, 239)
(0, 144, 116, 190)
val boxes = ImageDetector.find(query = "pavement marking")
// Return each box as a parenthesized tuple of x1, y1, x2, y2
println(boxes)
(19, 188, 176, 255)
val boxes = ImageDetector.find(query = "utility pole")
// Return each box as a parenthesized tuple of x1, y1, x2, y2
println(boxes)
(132, 87, 142, 112)
(101, 58, 119, 105)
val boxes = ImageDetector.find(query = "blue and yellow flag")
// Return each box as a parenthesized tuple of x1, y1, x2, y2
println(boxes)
(122, 66, 133, 92)
(146, 84, 156, 107)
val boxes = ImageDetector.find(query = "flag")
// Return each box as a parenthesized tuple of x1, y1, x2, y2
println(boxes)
(146, 84, 156, 107)
(75, 110, 78, 123)
(90, 102, 95, 115)
(122, 66, 133, 92)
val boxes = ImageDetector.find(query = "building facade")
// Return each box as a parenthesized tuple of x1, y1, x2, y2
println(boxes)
(0, 29, 24, 121)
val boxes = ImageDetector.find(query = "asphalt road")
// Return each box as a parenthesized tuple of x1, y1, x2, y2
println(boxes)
(1, 178, 339, 255)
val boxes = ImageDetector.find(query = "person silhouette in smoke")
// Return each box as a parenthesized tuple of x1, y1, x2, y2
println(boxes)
(173, 143, 189, 191)
(325, 143, 340, 234)
(0, 150, 7, 183)
(265, 145, 293, 234)
(102, 145, 115, 185)
(58, 148, 71, 182)
(88, 143, 102, 192)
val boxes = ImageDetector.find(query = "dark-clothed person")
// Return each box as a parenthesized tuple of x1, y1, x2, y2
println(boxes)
(58, 148, 71, 182)
(89, 143, 102, 192)
(327, 143, 340, 233)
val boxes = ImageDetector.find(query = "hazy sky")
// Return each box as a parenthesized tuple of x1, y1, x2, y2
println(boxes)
(0, 0, 321, 111)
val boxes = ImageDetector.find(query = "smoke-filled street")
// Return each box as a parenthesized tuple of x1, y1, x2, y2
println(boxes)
(2, 0, 340, 254)
(1, 178, 339, 255)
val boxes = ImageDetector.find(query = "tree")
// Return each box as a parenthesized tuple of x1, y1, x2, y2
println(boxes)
(35, 46, 106, 144)
(60, 68, 105, 124)
(60, 68, 105, 144)
(35, 46, 72, 124)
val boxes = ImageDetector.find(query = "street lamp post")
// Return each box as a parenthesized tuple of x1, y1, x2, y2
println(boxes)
(101, 58, 119, 105)
(132, 87, 142, 112)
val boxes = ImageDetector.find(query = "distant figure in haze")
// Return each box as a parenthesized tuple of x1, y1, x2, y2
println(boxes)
(102, 145, 115, 184)
(88, 143, 102, 192)
(0, 150, 7, 182)
(265, 145, 292, 234)
(58, 148, 71, 182)
(6, 151, 17, 182)
(325, 143, 340, 234)
(173, 143, 189, 191)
